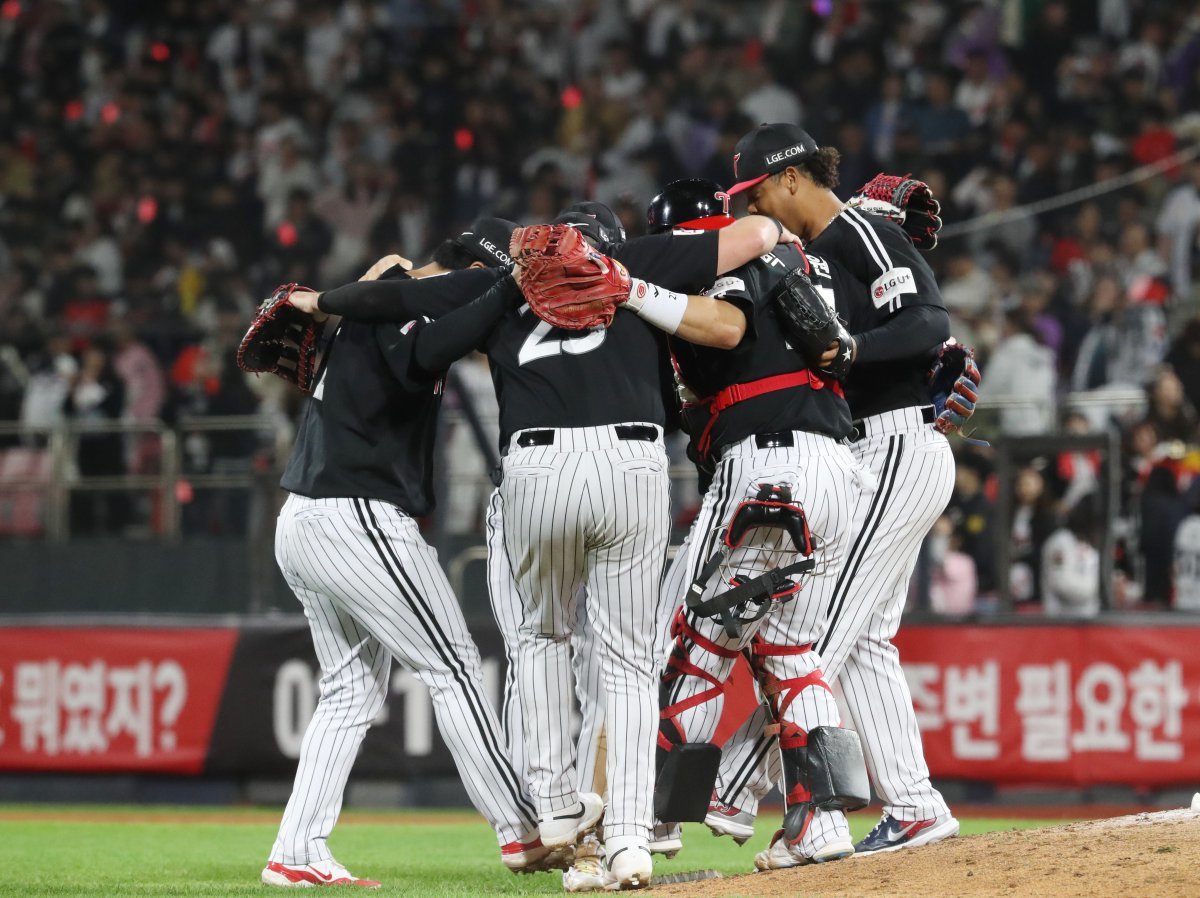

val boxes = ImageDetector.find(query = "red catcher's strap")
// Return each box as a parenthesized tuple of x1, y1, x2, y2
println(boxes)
(660, 610, 741, 734)
(752, 642, 813, 656)
(686, 370, 845, 457)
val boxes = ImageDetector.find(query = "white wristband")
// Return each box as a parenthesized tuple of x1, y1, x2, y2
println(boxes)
(626, 278, 688, 335)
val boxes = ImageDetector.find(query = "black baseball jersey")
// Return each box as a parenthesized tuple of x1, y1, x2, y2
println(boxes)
(671, 243, 854, 454)
(809, 208, 945, 419)
(483, 232, 721, 447)
(280, 316, 444, 516)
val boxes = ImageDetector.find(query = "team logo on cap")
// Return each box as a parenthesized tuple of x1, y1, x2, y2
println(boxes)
(715, 191, 731, 215)
(732, 153, 741, 177)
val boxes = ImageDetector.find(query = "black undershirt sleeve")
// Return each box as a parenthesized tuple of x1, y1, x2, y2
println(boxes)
(851, 304, 950, 364)
(412, 276, 522, 375)
(318, 267, 506, 321)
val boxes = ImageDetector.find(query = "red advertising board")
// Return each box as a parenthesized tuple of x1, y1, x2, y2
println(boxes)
(892, 625, 1198, 786)
(0, 628, 237, 773)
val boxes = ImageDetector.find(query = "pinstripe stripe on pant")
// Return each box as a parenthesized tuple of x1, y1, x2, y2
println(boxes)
(269, 494, 538, 865)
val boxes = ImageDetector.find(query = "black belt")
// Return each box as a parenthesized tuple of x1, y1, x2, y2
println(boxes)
(515, 424, 659, 448)
(849, 406, 935, 443)
(754, 432, 795, 449)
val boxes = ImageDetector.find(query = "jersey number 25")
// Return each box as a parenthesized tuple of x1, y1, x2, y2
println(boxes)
(518, 319, 607, 366)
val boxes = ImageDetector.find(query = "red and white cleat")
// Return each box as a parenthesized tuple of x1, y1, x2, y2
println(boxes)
(502, 835, 569, 873)
(261, 859, 381, 889)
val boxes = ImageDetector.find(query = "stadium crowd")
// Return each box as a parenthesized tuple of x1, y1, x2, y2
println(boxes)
(1, 0, 1200, 612)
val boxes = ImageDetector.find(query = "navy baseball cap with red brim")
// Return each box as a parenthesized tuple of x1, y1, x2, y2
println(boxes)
(727, 123, 820, 195)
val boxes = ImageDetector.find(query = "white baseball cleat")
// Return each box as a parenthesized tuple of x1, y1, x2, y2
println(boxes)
(563, 854, 610, 892)
(606, 845, 653, 890)
(540, 792, 606, 849)
(753, 829, 854, 870)
(261, 858, 381, 888)
(647, 821, 682, 858)
(853, 813, 960, 854)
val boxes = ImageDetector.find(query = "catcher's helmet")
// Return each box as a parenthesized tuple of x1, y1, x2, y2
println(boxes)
(647, 178, 735, 234)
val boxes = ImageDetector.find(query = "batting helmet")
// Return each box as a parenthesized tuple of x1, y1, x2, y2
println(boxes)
(646, 178, 735, 234)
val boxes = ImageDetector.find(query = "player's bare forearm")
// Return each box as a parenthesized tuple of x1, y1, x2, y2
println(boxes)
(674, 295, 747, 349)
(716, 215, 801, 275)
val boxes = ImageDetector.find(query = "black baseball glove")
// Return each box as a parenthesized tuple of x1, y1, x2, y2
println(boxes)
(848, 172, 943, 251)
(236, 283, 322, 392)
(773, 267, 854, 379)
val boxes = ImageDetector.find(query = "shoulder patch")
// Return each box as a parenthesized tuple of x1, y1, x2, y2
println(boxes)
(704, 275, 747, 297)
(870, 267, 917, 308)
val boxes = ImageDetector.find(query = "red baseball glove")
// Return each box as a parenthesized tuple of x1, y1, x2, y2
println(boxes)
(510, 224, 631, 330)
(236, 283, 322, 392)
(848, 173, 943, 251)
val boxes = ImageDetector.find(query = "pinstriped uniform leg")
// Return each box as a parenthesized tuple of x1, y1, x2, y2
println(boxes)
(584, 442, 670, 843)
(484, 489, 531, 787)
(279, 496, 537, 847)
(834, 432, 955, 820)
(503, 445, 589, 817)
(572, 594, 604, 796)
(271, 501, 391, 866)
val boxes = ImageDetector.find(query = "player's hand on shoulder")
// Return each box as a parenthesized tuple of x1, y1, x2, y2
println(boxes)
(289, 289, 322, 316)
(360, 254, 413, 282)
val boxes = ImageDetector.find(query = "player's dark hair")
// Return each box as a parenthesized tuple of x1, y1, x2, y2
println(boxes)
(431, 238, 479, 271)
(792, 147, 842, 190)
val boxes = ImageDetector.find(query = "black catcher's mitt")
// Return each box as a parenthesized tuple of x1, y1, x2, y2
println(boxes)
(848, 173, 943, 251)
(773, 267, 854, 379)
(236, 283, 321, 392)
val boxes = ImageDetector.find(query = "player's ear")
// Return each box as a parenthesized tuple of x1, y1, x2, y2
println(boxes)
(468, 260, 488, 269)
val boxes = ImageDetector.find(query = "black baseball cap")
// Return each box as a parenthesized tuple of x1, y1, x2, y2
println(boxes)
(558, 200, 626, 243)
(727, 123, 820, 195)
(455, 217, 518, 267)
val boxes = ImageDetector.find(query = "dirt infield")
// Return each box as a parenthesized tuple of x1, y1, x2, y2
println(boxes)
(652, 809, 1200, 898)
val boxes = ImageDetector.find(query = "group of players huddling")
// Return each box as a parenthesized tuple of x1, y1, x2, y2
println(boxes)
(241, 121, 981, 891)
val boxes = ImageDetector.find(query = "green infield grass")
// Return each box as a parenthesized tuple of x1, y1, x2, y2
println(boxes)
(0, 805, 1058, 897)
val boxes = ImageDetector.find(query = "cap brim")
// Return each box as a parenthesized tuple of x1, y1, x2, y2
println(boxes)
(725, 173, 770, 196)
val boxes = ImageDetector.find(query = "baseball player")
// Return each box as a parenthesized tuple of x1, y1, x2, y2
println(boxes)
(520, 191, 876, 868)
(708, 123, 963, 860)
(260, 224, 561, 889)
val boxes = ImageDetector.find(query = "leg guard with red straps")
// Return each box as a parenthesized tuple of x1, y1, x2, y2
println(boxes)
(654, 611, 741, 822)
(745, 639, 871, 843)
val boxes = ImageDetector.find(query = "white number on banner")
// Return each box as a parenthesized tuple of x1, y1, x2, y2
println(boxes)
(273, 660, 317, 760)
(1015, 662, 1071, 762)
(943, 662, 1001, 760)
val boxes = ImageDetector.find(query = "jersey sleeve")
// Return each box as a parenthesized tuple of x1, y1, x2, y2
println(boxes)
(319, 267, 505, 321)
(610, 231, 720, 294)
(834, 209, 944, 315)
(375, 318, 438, 391)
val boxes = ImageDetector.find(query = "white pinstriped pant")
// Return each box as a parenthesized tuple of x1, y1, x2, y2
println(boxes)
(269, 494, 538, 865)
(500, 423, 669, 843)
(715, 409, 956, 823)
(662, 431, 865, 855)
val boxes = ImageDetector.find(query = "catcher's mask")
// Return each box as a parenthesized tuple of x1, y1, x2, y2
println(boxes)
(686, 483, 818, 639)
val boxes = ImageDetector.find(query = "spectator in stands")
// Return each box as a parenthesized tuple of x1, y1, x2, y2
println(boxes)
(926, 514, 978, 616)
(1041, 500, 1101, 618)
(1165, 318, 1200, 412)
(1142, 367, 1198, 443)
(946, 452, 997, 601)
(1156, 156, 1200, 300)
(985, 310, 1057, 434)
(63, 338, 127, 534)
(1009, 464, 1060, 608)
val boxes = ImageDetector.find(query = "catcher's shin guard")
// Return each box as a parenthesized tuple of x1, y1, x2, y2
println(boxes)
(780, 727, 870, 843)
(654, 611, 737, 822)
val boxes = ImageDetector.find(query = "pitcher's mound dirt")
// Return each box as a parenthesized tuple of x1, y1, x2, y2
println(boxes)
(652, 809, 1200, 898)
